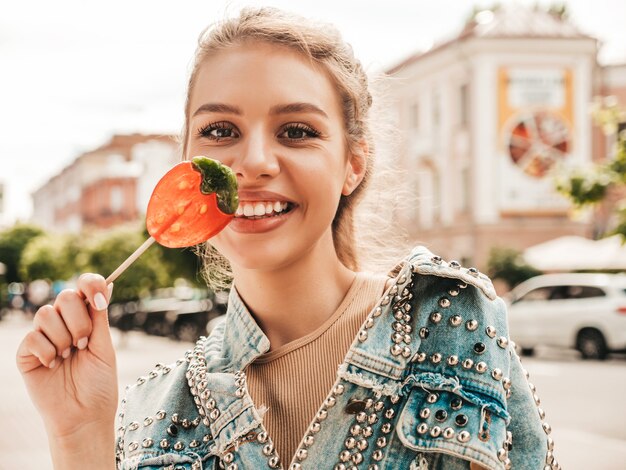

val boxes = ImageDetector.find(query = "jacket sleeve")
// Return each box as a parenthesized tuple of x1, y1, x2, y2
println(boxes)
(505, 345, 559, 469)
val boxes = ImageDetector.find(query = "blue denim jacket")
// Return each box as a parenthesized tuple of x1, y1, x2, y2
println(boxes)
(116, 246, 558, 470)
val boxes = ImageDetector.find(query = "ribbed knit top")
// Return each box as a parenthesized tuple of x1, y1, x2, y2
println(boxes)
(245, 272, 388, 464)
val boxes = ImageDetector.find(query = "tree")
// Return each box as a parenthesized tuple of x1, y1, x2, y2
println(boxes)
(486, 247, 541, 290)
(80, 226, 172, 302)
(555, 97, 626, 240)
(0, 224, 44, 283)
(19, 233, 80, 282)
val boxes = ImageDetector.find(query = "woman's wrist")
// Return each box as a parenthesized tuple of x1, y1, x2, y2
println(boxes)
(48, 420, 116, 470)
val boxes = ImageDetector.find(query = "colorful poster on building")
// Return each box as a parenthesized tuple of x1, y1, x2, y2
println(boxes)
(498, 67, 574, 213)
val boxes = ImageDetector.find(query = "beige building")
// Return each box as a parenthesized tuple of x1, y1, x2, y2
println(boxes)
(388, 4, 625, 269)
(32, 134, 180, 233)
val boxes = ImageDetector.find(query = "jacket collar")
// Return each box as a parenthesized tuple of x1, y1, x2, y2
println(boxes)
(217, 286, 271, 372)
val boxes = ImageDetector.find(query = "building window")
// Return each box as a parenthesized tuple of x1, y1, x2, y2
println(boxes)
(460, 83, 469, 126)
(461, 166, 470, 211)
(110, 186, 123, 213)
(410, 102, 419, 129)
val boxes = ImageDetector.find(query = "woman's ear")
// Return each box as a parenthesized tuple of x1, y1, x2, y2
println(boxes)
(342, 141, 368, 196)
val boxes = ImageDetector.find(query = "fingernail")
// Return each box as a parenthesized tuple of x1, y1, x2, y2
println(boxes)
(94, 292, 108, 311)
(49, 360, 56, 369)
(77, 337, 88, 350)
(62, 348, 71, 359)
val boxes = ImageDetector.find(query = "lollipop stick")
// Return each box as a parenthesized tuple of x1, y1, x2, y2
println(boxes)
(105, 236, 156, 284)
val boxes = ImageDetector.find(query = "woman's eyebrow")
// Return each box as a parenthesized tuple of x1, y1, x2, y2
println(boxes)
(193, 103, 243, 117)
(269, 103, 328, 118)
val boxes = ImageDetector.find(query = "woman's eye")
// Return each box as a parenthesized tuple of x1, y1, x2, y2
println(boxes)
(279, 124, 320, 140)
(197, 122, 239, 141)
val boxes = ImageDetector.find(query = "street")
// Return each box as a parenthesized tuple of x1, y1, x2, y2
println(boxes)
(2, 311, 625, 469)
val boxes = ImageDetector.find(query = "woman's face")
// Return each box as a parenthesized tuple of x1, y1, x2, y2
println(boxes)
(186, 42, 362, 272)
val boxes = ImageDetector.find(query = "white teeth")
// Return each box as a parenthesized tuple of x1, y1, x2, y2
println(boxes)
(254, 203, 266, 216)
(235, 201, 292, 218)
(243, 205, 255, 217)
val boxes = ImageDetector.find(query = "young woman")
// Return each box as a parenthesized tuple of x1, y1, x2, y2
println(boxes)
(16, 8, 557, 470)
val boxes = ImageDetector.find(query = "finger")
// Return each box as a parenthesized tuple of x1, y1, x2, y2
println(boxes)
(76, 274, 115, 356)
(54, 289, 93, 349)
(33, 305, 73, 358)
(76, 273, 109, 312)
(16, 330, 58, 372)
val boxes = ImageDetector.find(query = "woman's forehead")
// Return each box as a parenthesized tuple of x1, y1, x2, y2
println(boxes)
(190, 43, 342, 115)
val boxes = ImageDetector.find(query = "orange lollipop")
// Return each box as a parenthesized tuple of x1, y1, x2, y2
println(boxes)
(104, 156, 237, 285)
(146, 156, 238, 248)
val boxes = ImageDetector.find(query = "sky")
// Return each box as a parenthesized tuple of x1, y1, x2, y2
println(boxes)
(1, 0, 625, 226)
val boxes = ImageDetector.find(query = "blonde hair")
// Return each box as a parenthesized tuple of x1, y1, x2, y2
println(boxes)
(185, 7, 408, 290)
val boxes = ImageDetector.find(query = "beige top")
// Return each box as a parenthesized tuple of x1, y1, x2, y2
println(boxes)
(245, 272, 388, 463)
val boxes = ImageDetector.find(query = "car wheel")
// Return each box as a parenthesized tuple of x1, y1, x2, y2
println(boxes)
(520, 347, 535, 356)
(576, 329, 608, 360)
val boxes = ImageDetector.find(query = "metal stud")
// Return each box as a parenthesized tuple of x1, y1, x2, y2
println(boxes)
(160, 439, 169, 449)
(449, 260, 461, 269)
(462, 358, 474, 369)
(373, 307, 382, 317)
(156, 410, 166, 420)
(402, 346, 412, 358)
(435, 409, 448, 421)
(497, 336, 509, 349)
(439, 298, 451, 308)
(486, 326, 496, 338)
(542, 422, 552, 435)
(420, 408, 431, 419)
(451, 397, 463, 410)
(419, 327, 429, 339)
(466, 320, 478, 331)
(296, 449, 308, 461)
(473, 342, 486, 354)
(363, 426, 374, 437)
(357, 439, 368, 451)
(325, 396, 337, 408)
(316, 409, 328, 421)
(174, 441, 184, 451)
(128, 441, 138, 452)
(431, 353, 442, 363)
(447, 355, 459, 366)
(268, 456, 280, 468)
(431, 256, 442, 264)
(467, 267, 479, 277)
(358, 330, 368, 342)
(141, 438, 153, 448)
(455, 414, 468, 427)
(449, 315, 462, 327)
(210, 409, 220, 420)
(385, 409, 395, 419)
(430, 426, 442, 438)
(502, 378, 512, 390)
(352, 453, 363, 465)
(344, 437, 356, 449)
(443, 427, 455, 439)
(365, 317, 374, 329)
(128, 421, 139, 431)
(333, 384, 345, 395)
(391, 344, 402, 356)
(492, 368, 503, 380)
(427, 393, 439, 404)
(417, 423, 429, 434)
(458, 430, 471, 443)
(412, 352, 427, 363)
(448, 288, 460, 297)
(476, 362, 488, 373)
(263, 444, 274, 456)
(430, 312, 442, 323)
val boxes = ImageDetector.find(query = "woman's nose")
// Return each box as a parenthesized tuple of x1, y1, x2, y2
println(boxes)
(232, 129, 279, 181)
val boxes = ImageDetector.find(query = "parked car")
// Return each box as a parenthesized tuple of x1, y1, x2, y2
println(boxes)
(109, 286, 227, 342)
(506, 273, 626, 359)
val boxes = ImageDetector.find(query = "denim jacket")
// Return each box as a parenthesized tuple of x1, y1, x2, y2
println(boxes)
(116, 246, 558, 470)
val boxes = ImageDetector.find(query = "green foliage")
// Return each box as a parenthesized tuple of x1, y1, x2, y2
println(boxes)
(80, 226, 171, 302)
(0, 224, 44, 283)
(486, 247, 542, 289)
(19, 233, 80, 282)
(556, 97, 626, 241)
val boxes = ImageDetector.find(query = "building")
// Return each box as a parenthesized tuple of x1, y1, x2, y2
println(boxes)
(387, 4, 626, 269)
(32, 134, 180, 233)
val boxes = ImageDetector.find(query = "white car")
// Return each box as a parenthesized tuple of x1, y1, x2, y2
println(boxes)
(506, 273, 626, 359)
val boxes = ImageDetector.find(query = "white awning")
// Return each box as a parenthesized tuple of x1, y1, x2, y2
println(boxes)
(523, 235, 626, 271)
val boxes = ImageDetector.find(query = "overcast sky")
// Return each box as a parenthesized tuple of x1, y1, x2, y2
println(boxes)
(1, 0, 625, 226)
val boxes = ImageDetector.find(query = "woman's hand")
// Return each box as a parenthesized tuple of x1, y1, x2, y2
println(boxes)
(16, 273, 118, 456)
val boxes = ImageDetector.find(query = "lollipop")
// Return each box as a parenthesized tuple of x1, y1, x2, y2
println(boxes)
(105, 156, 238, 284)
